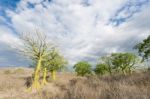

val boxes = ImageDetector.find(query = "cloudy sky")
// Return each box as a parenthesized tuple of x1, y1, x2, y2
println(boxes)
(0, 0, 150, 67)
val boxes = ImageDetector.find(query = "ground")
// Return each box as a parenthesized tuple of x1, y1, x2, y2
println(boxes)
(0, 67, 149, 99)
(0, 68, 75, 99)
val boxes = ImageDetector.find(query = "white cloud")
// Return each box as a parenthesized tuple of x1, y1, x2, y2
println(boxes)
(0, 25, 30, 66)
(0, 0, 150, 66)
(0, 25, 18, 45)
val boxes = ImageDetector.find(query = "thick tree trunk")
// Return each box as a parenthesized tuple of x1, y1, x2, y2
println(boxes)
(28, 57, 42, 91)
(51, 70, 56, 80)
(42, 68, 48, 85)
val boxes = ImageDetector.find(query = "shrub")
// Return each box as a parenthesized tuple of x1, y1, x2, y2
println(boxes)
(13, 68, 25, 74)
(94, 64, 109, 75)
(56, 71, 150, 99)
(3, 69, 12, 74)
(73, 61, 92, 76)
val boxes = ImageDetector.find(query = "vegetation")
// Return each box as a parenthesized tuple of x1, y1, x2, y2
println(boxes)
(110, 53, 139, 74)
(3, 30, 149, 99)
(58, 71, 150, 99)
(0, 68, 149, 99)
(95, 53, 139, 75)
(42, 48, 68, 81)
(13, 32, 149, 93)
(3, 69, 12, 74)
(94, 64, 109, 75)
(17, 30, 68, 90)
(73, 61, 92, 76)
(99, 55, 113, 75)
(134, 35, 150, 61)
(18, 31, 54, 90)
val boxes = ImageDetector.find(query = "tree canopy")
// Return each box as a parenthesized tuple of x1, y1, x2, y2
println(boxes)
(94, 64, 109, 75)
(42, 48, 68, 80)
(111, 53, 138, 74)
(134, 35, 150, 61)
(73, 61, 92, 76)
(97, 53, 139, 75)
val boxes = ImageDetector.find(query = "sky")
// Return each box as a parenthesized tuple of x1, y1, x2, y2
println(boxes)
(0, 0, 150, 67)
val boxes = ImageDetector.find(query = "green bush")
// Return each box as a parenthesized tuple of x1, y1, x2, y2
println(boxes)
(94, 64, 109, 75)
(73, 61, 92, 76)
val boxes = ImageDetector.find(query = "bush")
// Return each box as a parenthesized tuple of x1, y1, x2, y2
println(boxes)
(13, 68, 25, 74)
(94, 64, 109, 75)
(56, 71, 150, 99)
(3, 69, 12, 74)
(73, 61, 92, 76)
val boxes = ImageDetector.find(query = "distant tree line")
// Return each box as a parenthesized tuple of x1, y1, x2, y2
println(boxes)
(74, 35, 150, 76)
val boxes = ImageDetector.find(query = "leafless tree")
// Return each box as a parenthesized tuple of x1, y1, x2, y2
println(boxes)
(18, 30, 53, 90)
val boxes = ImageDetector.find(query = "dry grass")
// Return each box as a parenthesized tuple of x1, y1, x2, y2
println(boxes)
(0, 68, 149, 99)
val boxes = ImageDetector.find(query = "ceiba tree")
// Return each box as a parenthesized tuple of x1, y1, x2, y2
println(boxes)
(18, 30, 53, 90)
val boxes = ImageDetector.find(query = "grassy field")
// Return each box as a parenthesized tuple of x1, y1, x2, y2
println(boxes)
(0, 68, 149, 99)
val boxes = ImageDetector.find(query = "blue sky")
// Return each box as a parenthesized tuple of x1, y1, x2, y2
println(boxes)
(0, 0, 150, 67)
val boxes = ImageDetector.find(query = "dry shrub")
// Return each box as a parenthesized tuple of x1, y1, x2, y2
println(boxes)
(3, 68, 25, 75)
(0, 68, 149, 99)
(55, 71, 150, 99)
(13, 68, 25, 74)
(3, 69, 13, 74)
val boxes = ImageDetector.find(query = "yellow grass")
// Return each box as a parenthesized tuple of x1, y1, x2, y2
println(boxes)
(0, 68, 149, 99)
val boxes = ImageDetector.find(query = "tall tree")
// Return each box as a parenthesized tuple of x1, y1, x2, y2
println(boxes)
(134, 35, 150, 62)
(18, 30, 53, 90)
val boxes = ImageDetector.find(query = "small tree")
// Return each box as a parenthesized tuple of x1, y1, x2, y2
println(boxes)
(94, 64, 109, 75)
(111, 53, 139, 74)
(42, 48, 68, 80)
(100, 56, 113, 75)
(73, 61, 92, 76)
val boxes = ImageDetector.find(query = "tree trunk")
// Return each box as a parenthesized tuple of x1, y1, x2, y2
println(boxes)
(28, 57, 42, 91)
(51, 70, 56, 80)
(108, 66, 112, 75)
(129, 68, 132, 74)
(123, 69, 126, 75)
(42, 68, 48, 85)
